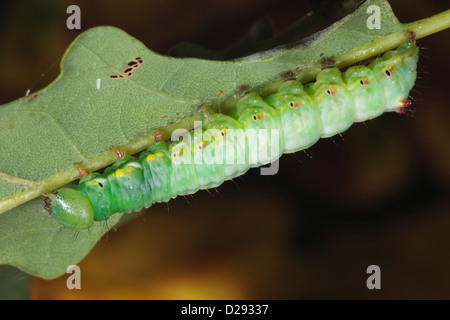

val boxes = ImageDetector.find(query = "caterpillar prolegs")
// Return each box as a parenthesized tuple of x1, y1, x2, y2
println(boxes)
(44, 40, 419, 230)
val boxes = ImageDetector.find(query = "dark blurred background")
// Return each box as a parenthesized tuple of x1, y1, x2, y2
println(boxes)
(1, 0, 449, 299)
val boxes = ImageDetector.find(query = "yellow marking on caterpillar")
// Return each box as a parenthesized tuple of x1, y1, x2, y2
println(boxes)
(113, 166, 136, 178)
(114, 168, 125, 177)
(146, 152, 164, 162)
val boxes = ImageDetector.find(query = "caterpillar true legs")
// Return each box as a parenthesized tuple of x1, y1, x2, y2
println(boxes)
(44, 40, 419, 230)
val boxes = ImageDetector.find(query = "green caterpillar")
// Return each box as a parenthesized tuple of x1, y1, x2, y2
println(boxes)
(44, 41, 419, 230)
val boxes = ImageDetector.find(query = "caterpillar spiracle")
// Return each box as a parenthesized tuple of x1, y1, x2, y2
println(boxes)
(44, 40, 419, 230)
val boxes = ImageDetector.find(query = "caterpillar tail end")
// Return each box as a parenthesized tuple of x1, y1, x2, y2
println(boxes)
(395, 100, 412, 114)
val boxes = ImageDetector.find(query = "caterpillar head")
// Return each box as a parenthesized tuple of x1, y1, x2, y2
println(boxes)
(44, 188, 94, 230)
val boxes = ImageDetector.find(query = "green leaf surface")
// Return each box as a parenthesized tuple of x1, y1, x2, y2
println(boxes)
(0, 196, 122, 280)
(0, 0, 448, 279)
